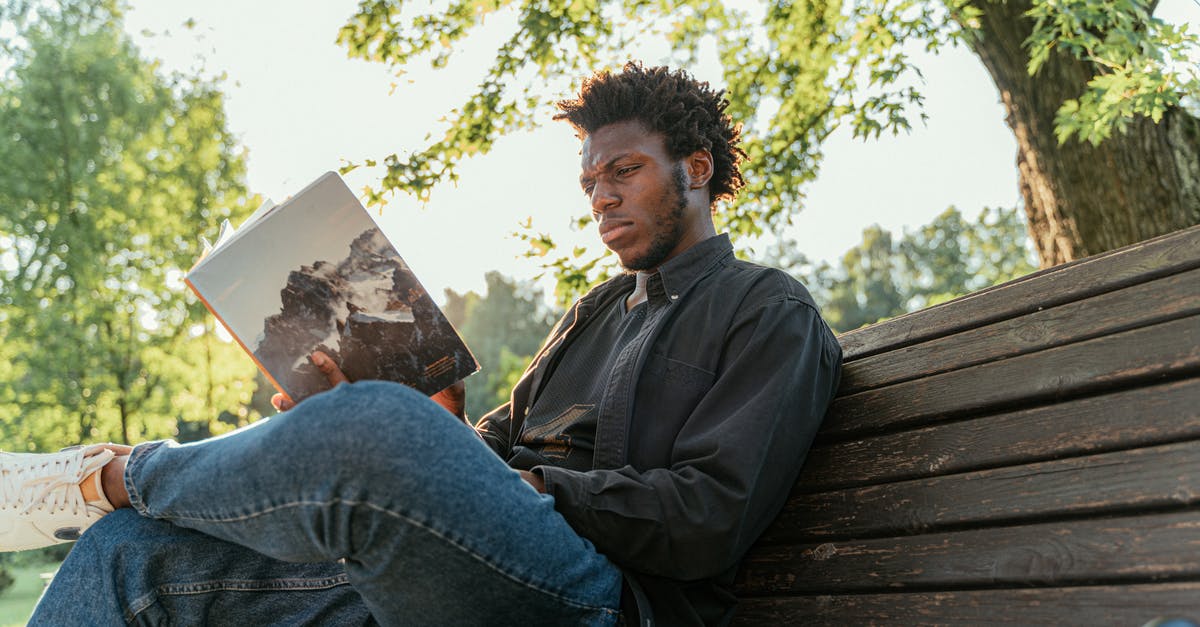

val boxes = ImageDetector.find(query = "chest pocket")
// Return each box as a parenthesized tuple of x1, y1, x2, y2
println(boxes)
(629, 353, 716, 468)
(660, 355, 714, 397)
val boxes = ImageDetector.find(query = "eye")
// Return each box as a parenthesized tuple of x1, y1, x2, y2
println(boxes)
(617, 165, 639, 176)
(581, 184, 594, 197)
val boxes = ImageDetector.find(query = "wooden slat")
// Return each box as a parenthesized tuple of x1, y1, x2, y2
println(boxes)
(839, 267, 1200, 395)
(762, 439, 1200, 544)
(736, 509, 1200, 595)
(838, 224, 1200, 361)
(799, 377, 1200, 491)
(733, 582, 1200, 625)
(823, 314, 1200, 439)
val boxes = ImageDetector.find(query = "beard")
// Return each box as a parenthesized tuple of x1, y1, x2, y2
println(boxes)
(621, 163, 690, 272)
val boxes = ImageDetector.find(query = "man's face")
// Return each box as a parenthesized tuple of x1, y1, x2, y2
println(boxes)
(579, 120, 703, 272)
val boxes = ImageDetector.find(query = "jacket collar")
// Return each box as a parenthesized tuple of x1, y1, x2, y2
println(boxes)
(584, 234, 734, 308)
(648, 233, 733, 304)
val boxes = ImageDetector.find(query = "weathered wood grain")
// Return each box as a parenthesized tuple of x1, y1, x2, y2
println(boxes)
(823, 314, 1200, 439)
(799, 377, 1200, 491)
(734, 229, 1200, 620)
(762, 439, 1200, 544)
(732, 582, 1200, 625)
(838, 224, 1200, 361)
(736, 509, 1200, 595)
(839, 267, 1200, 395)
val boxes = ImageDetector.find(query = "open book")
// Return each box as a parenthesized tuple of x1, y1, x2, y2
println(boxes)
(186, 171, 479, 404)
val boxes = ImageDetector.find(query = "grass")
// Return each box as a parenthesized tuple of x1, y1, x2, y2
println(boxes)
(0, 563, 56, 627)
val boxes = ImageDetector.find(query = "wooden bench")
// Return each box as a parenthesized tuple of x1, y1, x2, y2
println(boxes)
(733, 224, 1200, 624)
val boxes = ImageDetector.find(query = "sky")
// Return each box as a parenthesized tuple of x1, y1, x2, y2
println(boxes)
(120, 0, 1200, 300)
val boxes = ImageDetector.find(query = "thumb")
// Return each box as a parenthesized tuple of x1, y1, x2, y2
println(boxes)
(271, 392, 295, 412)
(311, 350, 349, 386)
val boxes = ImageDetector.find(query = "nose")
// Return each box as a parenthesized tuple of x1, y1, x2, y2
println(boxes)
(589, 180, 619, 218)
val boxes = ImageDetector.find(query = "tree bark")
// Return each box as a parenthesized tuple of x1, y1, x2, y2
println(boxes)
(961, 0, 1200, 267)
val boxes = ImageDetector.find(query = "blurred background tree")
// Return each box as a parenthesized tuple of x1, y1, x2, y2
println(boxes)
(443, 271, 558, 421)
(0, 0, 261, 449)
(760, 206, 1037, 333)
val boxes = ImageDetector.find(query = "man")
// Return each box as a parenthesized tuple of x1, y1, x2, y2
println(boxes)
(5, 62, 841, 626)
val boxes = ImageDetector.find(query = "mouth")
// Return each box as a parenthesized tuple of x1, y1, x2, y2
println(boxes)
(599, 221, 634, 246)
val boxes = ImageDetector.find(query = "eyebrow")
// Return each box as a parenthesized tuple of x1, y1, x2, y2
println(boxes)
(579, 152, 636, 186)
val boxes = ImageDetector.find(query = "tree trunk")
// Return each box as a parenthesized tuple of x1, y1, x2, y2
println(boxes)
(961, 0, 1200, 267)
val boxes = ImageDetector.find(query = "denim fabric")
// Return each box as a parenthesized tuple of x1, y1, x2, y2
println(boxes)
(31, 381, 622, 626)
(32, 510, 373, 626)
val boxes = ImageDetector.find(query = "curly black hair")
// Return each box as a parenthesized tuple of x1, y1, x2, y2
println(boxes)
(554, 61, 746, 205)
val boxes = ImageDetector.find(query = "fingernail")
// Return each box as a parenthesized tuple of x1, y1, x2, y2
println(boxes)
(312, 353, 324, 366)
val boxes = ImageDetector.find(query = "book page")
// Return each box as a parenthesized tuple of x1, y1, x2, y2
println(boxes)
(185, 171, 478, 402)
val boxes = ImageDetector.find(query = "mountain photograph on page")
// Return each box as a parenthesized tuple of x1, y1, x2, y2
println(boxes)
(253, 226, 477, 402)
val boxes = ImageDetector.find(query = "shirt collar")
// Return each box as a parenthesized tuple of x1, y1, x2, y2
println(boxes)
(645, 234, 733, 304)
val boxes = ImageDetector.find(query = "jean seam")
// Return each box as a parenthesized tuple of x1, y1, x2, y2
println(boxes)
(159, 574, 352, 595)
(124, 575, 352, 624)
(123, 441, 166, 518)
(155, 498, 616, 613)
(124, 591, 153, 625)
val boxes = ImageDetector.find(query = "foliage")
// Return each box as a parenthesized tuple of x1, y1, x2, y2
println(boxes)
(760, 206, 1036, 333)
(337, 0, 1197, 298)
(442, 271, 557, 420)
(0, 0, 261, 449)
(512, 215, 612, 308)
(1024, 0, 1200, 144)
(338, 0, 951, 238)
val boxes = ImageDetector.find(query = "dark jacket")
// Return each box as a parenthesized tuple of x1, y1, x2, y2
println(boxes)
(476, 234, 842, 626)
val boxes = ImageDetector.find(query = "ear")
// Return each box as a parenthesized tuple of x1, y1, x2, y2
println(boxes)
(684, 149, 714, 190)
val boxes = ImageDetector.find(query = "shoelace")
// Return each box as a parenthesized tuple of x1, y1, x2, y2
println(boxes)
(0, 451, 111, 516)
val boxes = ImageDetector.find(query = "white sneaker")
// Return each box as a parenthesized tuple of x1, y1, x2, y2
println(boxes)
(0, 448, 116, 551)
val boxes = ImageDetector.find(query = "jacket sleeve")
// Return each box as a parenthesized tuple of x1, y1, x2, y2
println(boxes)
(474, 402, 513, 458)
(535, 295, 842, 580)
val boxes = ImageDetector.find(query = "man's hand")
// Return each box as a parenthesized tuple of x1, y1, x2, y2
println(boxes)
(518, 470, 546, 494)
(432, 381, 466, 420)
(270, 351, 346, 412)
(269, 352, 467, 418)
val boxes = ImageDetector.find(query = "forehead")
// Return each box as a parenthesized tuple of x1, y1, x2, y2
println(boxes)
(579, 120, 671, 173)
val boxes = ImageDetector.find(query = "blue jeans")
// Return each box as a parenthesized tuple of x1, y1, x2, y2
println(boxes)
(30, 381, 623, 626)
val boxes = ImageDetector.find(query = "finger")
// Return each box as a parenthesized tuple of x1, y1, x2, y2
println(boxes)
(82, 443, 134, 456)
(271, 393, 295, 412)
(311, 351, 349, 385)
(433, 381, 465, 402)
(432, 383, 466, 419)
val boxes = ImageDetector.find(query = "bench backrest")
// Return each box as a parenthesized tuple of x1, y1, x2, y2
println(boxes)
(734, 225, 1200, 624)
